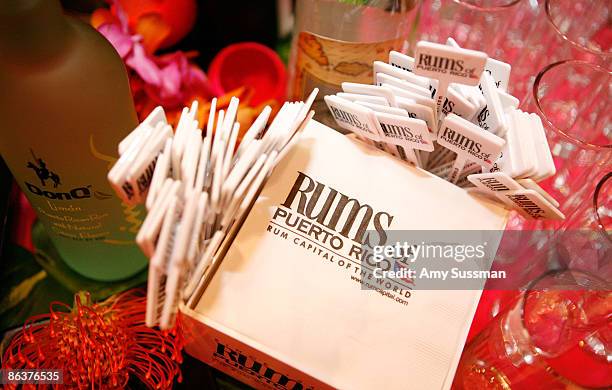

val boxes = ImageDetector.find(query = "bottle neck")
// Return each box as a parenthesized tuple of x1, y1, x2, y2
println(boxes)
(0, 0, 72, 63)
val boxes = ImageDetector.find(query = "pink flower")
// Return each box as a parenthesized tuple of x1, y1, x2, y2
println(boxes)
(98, 23, 133, 58)
(94, 0, 215, 108)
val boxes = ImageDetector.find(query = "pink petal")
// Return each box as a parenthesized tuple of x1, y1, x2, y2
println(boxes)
(126, 43, 162, 86)
(185, 65, 218, 97)
(98, 23, 133, 58)
(159, 61, 182, 99)
(109, 0, 130, 33)
(159, 52, 217, 97)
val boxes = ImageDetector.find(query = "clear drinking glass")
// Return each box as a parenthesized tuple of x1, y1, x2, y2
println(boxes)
(453, 269, 611, 389)
(552, 172, 611, 273)
(508, 0, 611, 103)
(544, 0, 611, 66)
(418, 0, 611, 103)
(417, 0, 528, 56)
(417, 0, 540, 101)
(540, 173, 612, 388)
(474, 170, 610, 346)
(523, 60, 612, 222)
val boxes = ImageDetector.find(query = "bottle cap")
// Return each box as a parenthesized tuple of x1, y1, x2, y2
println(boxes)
(208, 42, 287, 105)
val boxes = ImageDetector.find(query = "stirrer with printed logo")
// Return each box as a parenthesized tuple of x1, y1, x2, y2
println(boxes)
(324, 37, 564, 219)
(412, 41, 487, 119)
(437, 114, 505, 184)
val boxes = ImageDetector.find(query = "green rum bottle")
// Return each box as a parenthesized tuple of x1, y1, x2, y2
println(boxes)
(0, 0, 147, 281)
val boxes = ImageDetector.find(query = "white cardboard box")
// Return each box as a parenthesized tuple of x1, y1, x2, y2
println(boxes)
(181, 120, 508, 390)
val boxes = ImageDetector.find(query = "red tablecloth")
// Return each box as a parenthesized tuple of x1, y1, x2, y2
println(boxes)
(9, 192, 610, 388)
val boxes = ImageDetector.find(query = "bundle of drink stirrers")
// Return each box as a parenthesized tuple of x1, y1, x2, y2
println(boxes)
(108, 89, 318, 329)
(325, 38, 565, 221)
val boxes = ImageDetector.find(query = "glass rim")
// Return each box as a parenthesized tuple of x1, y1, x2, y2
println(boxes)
(519, 269, 611, 354)
(593, 171, 612, 244)
(545, 0, 612, 58)
(533, 60, 612, 151)
(522, 269, 611, 294)
(453, 0, 523, 12)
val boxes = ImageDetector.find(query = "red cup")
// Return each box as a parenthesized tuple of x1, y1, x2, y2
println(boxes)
(208, 42, 287, 105)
